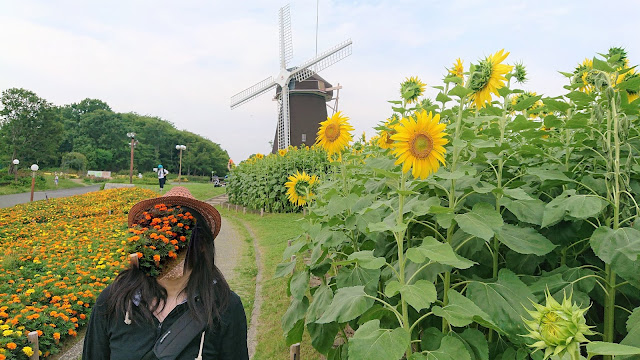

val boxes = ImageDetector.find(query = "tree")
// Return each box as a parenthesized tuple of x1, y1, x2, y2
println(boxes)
(0, 88, 63, 170)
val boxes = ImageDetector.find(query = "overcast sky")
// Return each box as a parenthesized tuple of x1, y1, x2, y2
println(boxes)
(1, 0, 638, 162)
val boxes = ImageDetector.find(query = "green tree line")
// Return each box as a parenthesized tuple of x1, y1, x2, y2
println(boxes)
(0, 88, 230, 176)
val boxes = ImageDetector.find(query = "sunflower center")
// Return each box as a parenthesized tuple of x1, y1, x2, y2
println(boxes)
(385, 130, 396, 145)
(324, 123, 341, 142)
(409, 133, 434, 159)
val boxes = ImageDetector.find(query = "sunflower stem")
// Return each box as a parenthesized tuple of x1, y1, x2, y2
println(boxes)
(396, 171, 412, 356)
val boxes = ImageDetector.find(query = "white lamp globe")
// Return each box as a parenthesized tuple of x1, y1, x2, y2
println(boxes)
(12, 159, 19, 165)
(31, 164, 39, 171)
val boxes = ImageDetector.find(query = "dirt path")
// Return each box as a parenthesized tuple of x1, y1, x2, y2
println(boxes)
(239, 220, 263, 358)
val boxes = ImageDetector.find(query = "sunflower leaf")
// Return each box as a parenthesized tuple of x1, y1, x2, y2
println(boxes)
(449, 85, 472, 98)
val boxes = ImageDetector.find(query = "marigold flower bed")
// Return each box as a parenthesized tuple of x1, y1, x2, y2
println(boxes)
(0, 188, 157, 359)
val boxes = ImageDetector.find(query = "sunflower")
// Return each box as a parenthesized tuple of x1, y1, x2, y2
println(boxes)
(315, 111, 354, 156)
(509, 91, 542, 117)
(284, 171, 319, 206)
(448, 58, 464, 79)
(278, 149, 287, 156)
(400, 76, 427, 104)
(469, 49, 513, 109)
(377, 117, 399, 150)
(573, 58, 593, 93)
(255, 153, 264, 160)
(616, 67, 640, 103)
(391, 110, 448, 179)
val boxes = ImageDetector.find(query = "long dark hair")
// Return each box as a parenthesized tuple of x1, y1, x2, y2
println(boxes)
(106, 208, 230, 327)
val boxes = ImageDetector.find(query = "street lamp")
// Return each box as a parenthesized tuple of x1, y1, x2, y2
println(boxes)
(176, 144, 186, 184)
(30, 164, 39, 202)
(12, 159, 19, 182)
(127, 132, 136, 184)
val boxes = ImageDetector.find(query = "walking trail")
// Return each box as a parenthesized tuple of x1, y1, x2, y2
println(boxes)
(55, 193, 260, 359)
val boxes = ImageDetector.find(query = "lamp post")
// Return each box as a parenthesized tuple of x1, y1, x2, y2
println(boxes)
(127, 132, 136, 184)
(12, 159, 19, 182)
(176, 145, 186, 184)
(30, 164, 39, 202)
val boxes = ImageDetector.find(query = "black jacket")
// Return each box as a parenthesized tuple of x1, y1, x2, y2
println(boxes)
(82, 285, 248, 360)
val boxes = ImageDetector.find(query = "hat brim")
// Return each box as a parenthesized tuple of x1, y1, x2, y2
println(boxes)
(128, 196, 221, 240)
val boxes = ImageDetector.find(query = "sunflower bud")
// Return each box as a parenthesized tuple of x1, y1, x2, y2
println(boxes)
(523, 291, 595, 360)
(513, 62, 527, 83)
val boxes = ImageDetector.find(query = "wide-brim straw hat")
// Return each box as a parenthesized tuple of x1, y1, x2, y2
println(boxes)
(128, 186, 221, 240)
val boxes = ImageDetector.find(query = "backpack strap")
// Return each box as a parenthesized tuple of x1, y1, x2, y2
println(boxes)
(152, 304, 207, 360)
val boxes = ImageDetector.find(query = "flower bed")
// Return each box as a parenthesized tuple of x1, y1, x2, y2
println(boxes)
(0, 188, 156, 359)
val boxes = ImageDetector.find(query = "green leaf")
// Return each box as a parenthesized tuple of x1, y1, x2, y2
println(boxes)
(285, 319, 305, 346)
(565, 116, 589, 129)
(432, 290, 500, 330)
(564, 194, 607, 219)
(317, 286, 375, 324)
(282, 297, 309, 332)
(348, 251, 387, 270)
(543, 114, 563, 128)
(627, 307, 640, 333)
(422, 336, 472, 360)
(502, 188, 533, 200)
(592, 57, 615, 72)
(307, 322, 340, 354)
(617, 76, 640, 91)
(455, 203, 504, 241)
(512, 95, 542, 111)
(542, 98, 570, 112)
(507, 115, 540, 131)
(406, 236, 476, 269)
(586, 342, 640, 358)
(455, 329, 489, 360)
(403, 196, 440, 216)
(495, 224, 556, 256)
(306, 284, 334, 323)
(400, 280, 437, 311)
(368, 221, 407, 233)
(449, 85, 472, 98)
(274, 261, 296, 278)
(467, 269, 534, 343)
(336, 266, 381, 294)
(384, 280, 402, 297)
(289, 270, 310, 300)
(502, 198, 545, 226)
(528, 168, 572, 182)
(348, 320, 410, 360)
(283, 241, 306, 260)
(436, 92, 452, 104)
(590, 226, 640, 263)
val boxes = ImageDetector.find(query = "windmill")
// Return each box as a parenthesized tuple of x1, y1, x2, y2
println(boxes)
(230, 4, 352, 151)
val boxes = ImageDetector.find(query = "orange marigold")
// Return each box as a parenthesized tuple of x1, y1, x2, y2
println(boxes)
(153, 254, 161, 262)
(7, 342, 17, 349)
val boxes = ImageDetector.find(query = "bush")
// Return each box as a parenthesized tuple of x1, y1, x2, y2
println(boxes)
(226, 146, 331, 212)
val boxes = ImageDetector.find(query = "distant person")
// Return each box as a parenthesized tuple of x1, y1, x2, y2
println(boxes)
(157, 165, 169, 192)
(54, 174, 59, 187)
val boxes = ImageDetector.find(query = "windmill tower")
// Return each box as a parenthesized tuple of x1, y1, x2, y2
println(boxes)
(230, 4, 352, 152)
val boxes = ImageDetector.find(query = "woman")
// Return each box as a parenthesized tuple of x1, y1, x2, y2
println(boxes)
(83, 187, 248, 360)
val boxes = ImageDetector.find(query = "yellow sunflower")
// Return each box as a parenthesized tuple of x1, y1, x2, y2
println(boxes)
(574, 58, 594, 93)
(469, 49, 513, 109)
(449, 58, 464, 79)
(255, 153, 264, 160)
(284, 171, 319, 207)
(315, 111, 354, 156)
(278, 149, 287, 156)
(377, 119, 398, 150)
(391, 110, 448, 179)
(400, 76, 427, 104)
(616, 67, 640, 103)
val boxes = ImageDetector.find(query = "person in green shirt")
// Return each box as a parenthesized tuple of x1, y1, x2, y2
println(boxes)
(83, 187, 248, 359)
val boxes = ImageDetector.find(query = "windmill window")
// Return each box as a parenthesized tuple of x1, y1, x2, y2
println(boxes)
(302, 134, 307, 142)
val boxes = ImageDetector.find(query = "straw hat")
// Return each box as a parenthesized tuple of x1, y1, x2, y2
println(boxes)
(128, 186, 221, 240)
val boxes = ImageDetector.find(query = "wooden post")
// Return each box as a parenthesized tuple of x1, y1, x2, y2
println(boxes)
(129, 253, 139, 269)
(287, 240, 293, 247)
(27, 331, 39, 360)
(235, 205, 238, 212)
(243, 207, 246, 214)
(260, 208, 264, 217)
(290, 343, 301, 360)
(303, 208, 307, 216)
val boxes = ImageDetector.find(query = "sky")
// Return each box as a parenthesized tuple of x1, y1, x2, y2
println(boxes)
(1, 0, 639, 163)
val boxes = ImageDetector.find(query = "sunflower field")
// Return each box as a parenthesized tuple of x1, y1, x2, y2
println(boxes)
(279, 48, 640, 360)
(0, 188, 156, 360)
(227, 145, 331, 212)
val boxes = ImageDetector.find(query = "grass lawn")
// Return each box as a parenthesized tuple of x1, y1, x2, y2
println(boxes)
(220, 209, 323, 360)
(117, 182, 227, 201)
(0, 174, 85, 195)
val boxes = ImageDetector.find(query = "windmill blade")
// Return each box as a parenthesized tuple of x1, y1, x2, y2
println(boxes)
(277, 86, 291, 149)
(230, 76, 277, 109)
(290, 39, 352, 83)
(278, 4, 293, 69)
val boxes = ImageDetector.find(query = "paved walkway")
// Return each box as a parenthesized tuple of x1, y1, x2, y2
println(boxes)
(0, 185, 101, 208)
